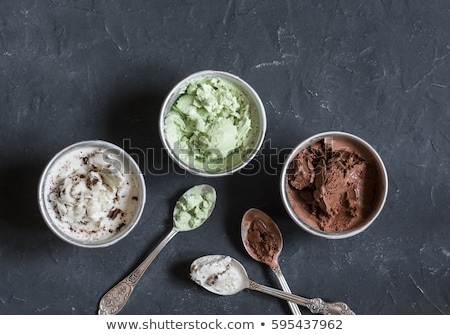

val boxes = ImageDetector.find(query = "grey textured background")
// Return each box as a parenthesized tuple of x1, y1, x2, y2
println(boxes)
(1, 0, 449, 315)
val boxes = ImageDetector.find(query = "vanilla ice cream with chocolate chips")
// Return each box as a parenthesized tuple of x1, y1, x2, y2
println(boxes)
(46, 146, 141, 243)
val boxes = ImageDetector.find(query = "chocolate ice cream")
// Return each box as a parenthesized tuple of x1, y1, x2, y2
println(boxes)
(286, 136, 380, 232)
(242, 209, 282, 266)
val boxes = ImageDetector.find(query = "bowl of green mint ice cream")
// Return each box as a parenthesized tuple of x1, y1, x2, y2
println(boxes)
(159, 70, 267, 176)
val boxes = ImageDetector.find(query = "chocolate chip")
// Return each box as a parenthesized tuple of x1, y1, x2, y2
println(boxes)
(107, 208, 122, 220)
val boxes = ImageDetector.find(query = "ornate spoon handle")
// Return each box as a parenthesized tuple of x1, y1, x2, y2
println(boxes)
(271, 266, 302, 315)
(248, 279, 355, 315)
(98, 228, 179, 315)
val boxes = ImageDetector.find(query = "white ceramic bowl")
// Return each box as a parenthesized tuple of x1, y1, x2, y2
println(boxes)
(280, 131, 388, 239)
(159, 70, 267, 177)
(38, 140, 146, 248)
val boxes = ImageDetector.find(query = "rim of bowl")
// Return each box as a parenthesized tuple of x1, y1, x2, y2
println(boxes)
(159, 70, 267, 177)
(280, 131, 388, 239)
(37, 140, 146, 248)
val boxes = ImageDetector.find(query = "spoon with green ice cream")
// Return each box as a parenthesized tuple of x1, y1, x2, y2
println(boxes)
(98, 184, 216, 315)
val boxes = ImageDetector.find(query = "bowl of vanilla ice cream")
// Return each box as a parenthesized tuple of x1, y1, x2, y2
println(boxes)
(159, 70, 267, 176)
(38, 140, 146, 248)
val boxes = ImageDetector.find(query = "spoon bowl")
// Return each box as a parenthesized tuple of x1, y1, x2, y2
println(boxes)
(241, 208, 301, 314)
(191, 254, 248, 296)
(98, 184, 216, 315)
(241, 208, 283, 268)
(173, 184, 217, 232)
(190, 255, 355, 315)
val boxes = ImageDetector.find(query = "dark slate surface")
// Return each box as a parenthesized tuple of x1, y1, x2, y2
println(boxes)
(1, 0, 450, 315)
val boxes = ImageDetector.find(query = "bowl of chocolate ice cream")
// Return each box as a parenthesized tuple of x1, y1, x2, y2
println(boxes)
(280, 131, 388, 239)
(38, 140, 146, 248)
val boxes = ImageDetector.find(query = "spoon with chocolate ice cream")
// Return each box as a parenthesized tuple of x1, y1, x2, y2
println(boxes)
(241, 208, 301, 314)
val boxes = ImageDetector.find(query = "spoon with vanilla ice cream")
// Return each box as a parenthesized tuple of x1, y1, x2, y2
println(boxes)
(190, 255, 355, 315)
(241, 208, 301, 314)
(98, 184, 216, 315)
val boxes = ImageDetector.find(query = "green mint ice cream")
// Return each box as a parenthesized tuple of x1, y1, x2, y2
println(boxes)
(164, 75, 256, 173)
(173, 185, 216, 231)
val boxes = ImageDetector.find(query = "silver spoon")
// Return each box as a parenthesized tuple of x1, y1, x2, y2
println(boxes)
(98, 184, 217, 315)
(190, 255, 355, 315)
(241, 208, 301, 315)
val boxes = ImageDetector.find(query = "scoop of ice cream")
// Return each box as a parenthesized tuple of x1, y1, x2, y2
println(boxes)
(173, 186, 216, 231)
(287, 137, 378, 232)
(164, 76, 253, 172)
(48, 149, 140, 241)
(241, 209, 284, 267)
(190, 255, 244, 295)
(51, 170, 123, 225)
(245, 217, 281, 266)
